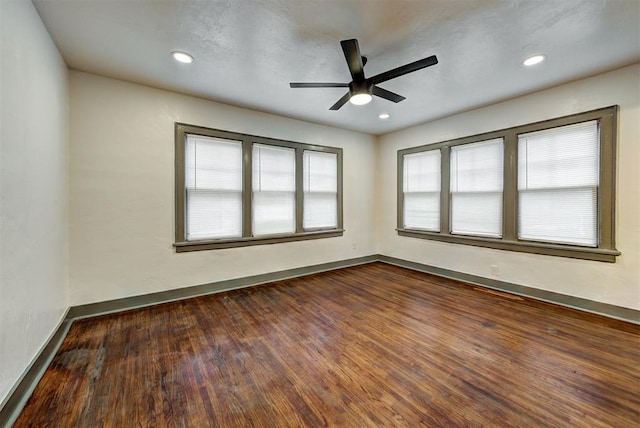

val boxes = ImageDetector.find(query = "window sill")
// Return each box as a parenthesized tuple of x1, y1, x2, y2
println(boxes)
(175, 229, 344, 252)
(397, 229, 620, 262)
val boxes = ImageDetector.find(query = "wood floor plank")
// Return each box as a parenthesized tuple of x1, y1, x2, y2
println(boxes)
(14, 262, 640, 427)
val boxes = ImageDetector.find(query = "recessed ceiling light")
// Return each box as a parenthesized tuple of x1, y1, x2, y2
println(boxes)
(378, 113, 390, 119)
(523, 54, 545, 66)
(172, 51, 193, 64)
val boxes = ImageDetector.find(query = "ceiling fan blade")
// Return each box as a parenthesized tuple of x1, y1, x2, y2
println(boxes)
(372, 86, 406, 103)
(290, 82, 349, 88)
(340, 39, 365, 82)
(370, 55, 438, 85)
(329, 92, 351, 110)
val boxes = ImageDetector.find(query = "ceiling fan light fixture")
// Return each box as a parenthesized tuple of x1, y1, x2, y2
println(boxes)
(350, 93, 373, 105)
(172, 51, 193, 64)
(289, 39, 438, 110)
(348, 80, 373, 106)
(523, 54, 545, 66)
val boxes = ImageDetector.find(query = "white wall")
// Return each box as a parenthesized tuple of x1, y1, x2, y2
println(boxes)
(378, 64, 640, 310)
(0, 0, 69, 406)
(69, 71, 377, 305)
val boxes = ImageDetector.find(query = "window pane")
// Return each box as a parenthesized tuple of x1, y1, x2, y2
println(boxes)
(403, 151, 440, 192)
(451, 192, 502, 237)
(253, 144, 295, 235)
(304, 193, 337, 229)
(450, 139, 503, 237)
(404, 192, 440, 230)
(518, 121, 599, 190)
(253, 144, 296, 191)
(187, 190, 242, 240)
(518, 121, 599, 247)
(186, 135, 242, 191)
(185, 135, 243, 240)
(303, 151, 338, 229)
(450, 139, 504, 192)
(519, 188, 597, 246)
(253, 192, 295, 235)
(403, 150, 440, 231)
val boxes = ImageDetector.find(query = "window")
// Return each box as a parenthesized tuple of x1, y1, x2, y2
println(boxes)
(175, 124, 343, 252)
(518, 121, 599, 246)
(402, 150, 441, 231)
(253, 144, 296, 236)
(303, 151, 338, 230)
(397, 106, 619, 262)
(450, 138, 503, 238)
(185, 135, 243, 240)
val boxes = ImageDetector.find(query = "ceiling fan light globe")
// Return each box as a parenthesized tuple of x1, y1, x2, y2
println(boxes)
(349, 93, 373, 105)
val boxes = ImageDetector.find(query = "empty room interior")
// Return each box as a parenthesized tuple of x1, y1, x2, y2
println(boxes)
(1, 0, 639, 426)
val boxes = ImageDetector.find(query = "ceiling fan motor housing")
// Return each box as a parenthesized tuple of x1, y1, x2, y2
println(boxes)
(349, 80, 372, 97)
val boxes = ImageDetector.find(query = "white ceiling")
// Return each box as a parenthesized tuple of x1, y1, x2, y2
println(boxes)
(33, 0, 640, 135)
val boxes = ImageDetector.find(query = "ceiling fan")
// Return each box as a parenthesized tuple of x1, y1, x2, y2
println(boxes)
(290, 39, 438, 110)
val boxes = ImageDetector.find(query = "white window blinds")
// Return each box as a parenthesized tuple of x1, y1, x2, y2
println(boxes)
(252, 144, 296, 236)
(450, 138, 504, 237)
(518, 120, 599, 247)
(303, 151, 338, 230)
(185, 135, 243, 240)
(403, 150, 441, 231)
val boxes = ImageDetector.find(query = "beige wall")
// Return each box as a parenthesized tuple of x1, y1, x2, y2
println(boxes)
(69, 71, 377, 305)
(69, 66, 639, 310)
(377, 64, 640, 310)
(0, 0, 69, 405)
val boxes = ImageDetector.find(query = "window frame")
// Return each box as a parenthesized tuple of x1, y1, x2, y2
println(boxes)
(251, 143, 297, 237)
(175, 123, 343, 252)
(402, 149, 442, 232)
(449, 137, 505, 238)
(302, 150, 341, 232)
(397, 106, 619, 262)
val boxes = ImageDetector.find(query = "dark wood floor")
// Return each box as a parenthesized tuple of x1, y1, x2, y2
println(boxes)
(15, 262, 640, 427)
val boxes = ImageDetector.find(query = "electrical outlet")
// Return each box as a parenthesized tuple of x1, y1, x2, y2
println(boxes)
(352, 243, 357, 250)
(490, 264, 499, 276)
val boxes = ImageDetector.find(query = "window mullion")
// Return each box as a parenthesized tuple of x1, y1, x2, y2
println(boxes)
(397, 151, 404, 230)
(440, 147, 450, 234)
(295, 148, 304, 234)
(503, 131, 518, 241)
(336, 150, 343, 230)
(242, 139, 253, 238)
(175, 126, 187, 243)
(598, 111, 616, 250)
